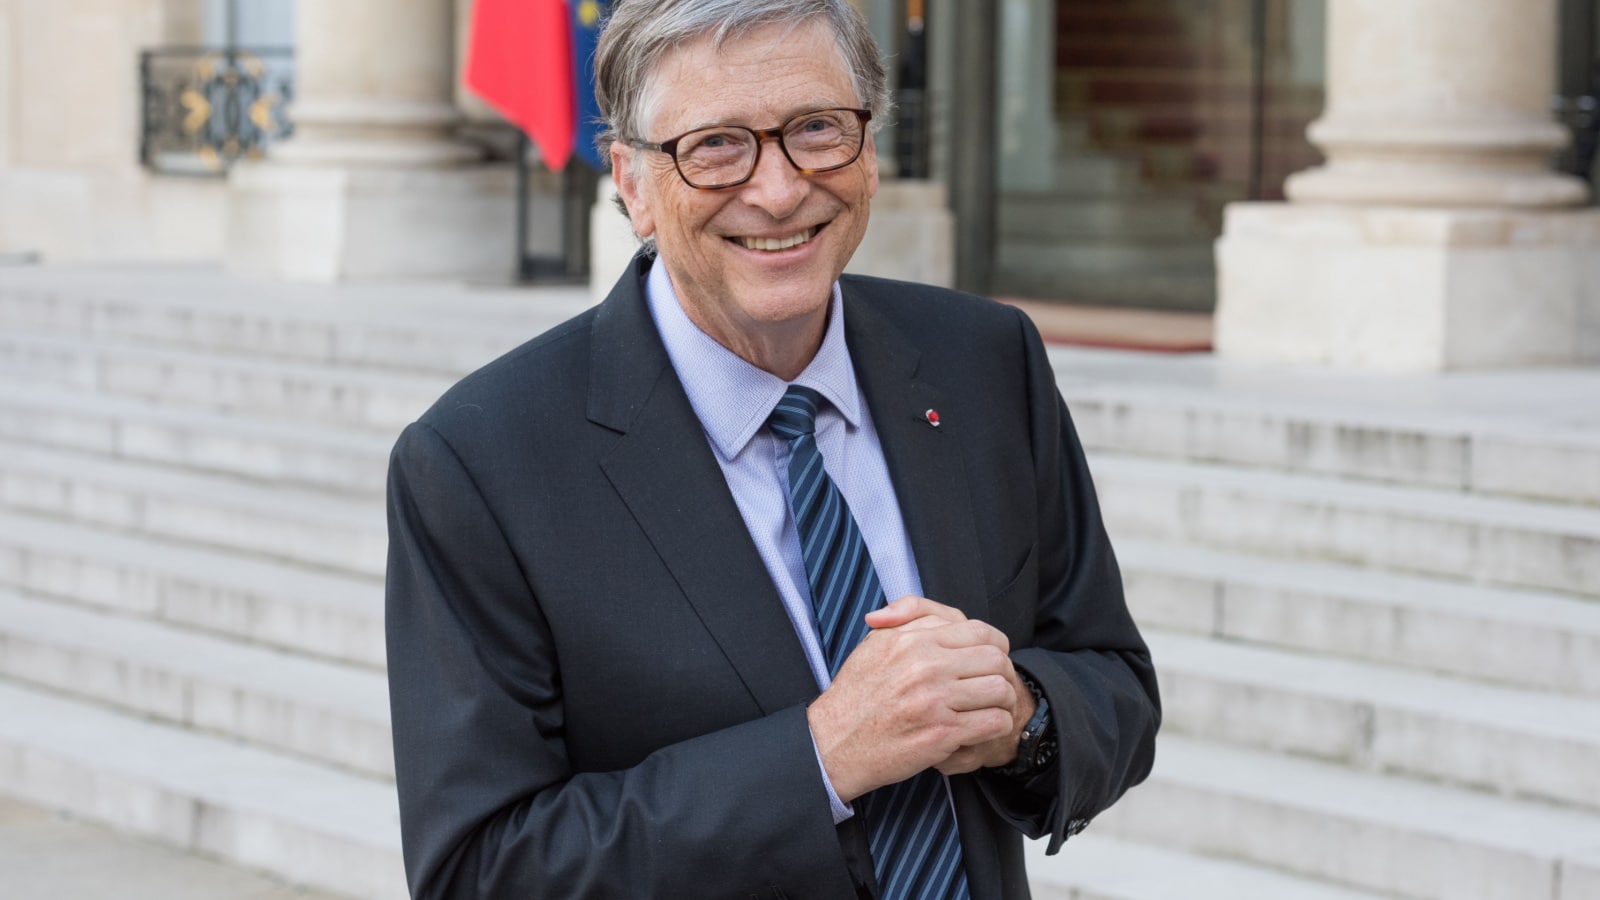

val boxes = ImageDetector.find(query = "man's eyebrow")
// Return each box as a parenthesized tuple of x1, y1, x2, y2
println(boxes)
(680, 101, 853, 132)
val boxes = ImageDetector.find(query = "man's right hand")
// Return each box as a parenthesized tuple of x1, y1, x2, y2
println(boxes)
(806, 597, 1018, 803)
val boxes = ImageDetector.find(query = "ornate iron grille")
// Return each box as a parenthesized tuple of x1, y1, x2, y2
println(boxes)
(139, 47, 294, 176)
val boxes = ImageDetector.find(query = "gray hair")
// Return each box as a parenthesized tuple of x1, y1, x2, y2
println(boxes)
(594, 0, 891, 157)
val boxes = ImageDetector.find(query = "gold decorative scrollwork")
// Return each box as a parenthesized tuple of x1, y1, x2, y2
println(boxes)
(140, 46, 294, 175)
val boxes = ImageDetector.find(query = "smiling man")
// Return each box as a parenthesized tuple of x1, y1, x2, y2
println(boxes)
(384, 2, 1159, 898)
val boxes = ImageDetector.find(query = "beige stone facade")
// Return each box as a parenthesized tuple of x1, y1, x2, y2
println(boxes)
(1215, 0, 1600, 370)
(223, 0, 520, 281)
(0, 0, 228, 261)
(0, 0, 1593, 369)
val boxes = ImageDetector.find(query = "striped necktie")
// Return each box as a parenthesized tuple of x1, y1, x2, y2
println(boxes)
(768, 385, 970, 900)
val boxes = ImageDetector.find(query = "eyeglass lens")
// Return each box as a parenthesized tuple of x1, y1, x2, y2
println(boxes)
(674, 109, 864, 188)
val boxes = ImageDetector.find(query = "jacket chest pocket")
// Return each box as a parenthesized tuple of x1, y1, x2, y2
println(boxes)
(985, 542, 1038, 643)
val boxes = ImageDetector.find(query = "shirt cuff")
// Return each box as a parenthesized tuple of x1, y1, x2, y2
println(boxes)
(809, 727, 855, 824)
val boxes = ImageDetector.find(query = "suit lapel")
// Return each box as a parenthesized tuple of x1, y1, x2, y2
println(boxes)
(845, 283, 1008, 900)
(843, 283, 989, 623)
(590, 265, 1004, 891)
(583, 266, 990, 707)
(589, 259, 818, 715)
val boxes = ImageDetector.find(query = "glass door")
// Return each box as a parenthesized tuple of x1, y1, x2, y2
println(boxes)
(986, 0, 1327, 311)
(1556, 0, 1599, 193)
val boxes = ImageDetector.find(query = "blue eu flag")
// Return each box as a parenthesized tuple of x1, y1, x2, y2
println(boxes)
(570, 0, 608, 170)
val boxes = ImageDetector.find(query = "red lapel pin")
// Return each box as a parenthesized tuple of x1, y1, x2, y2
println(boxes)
(921, 408, 941, 428)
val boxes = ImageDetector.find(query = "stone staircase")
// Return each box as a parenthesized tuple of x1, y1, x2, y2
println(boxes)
(1026, 348, 1600, 899)
(0, 263, 590, 898)
(3, 264, 1600, 899)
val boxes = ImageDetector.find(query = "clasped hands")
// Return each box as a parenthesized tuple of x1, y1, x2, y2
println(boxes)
(806, 595, 1035, 803)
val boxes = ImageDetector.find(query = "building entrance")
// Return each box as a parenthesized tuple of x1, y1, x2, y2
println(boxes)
(1557, 0, 1600, 188)
(985, 0, 1326, 311)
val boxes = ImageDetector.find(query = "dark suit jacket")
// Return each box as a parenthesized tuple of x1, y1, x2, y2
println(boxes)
(385, 254, 1160, 899)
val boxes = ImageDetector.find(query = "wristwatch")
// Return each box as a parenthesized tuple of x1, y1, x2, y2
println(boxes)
(992, 671, 1056, 778)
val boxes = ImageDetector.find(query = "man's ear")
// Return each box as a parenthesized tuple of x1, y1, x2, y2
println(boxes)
(610, 142, 656, 238)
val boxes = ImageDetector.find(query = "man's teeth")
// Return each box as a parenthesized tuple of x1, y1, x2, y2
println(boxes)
(740, 227, 816, 252)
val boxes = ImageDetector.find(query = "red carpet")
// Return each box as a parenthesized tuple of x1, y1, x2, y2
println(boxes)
(994, 297, 1214, 353)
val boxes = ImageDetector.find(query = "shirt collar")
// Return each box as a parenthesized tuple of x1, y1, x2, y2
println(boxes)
(644, 255, 862, 462)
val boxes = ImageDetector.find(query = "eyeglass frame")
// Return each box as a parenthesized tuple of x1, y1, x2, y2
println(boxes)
(626, 107, 874, 190)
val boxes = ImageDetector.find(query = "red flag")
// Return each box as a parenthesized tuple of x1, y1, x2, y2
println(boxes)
(465, 0, 576, 170)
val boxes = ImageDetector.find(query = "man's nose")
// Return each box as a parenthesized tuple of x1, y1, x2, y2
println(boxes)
(738, 137, 808, 217)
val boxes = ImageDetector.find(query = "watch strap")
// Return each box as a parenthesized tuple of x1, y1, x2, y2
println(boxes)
(991, 670, 1055, 778)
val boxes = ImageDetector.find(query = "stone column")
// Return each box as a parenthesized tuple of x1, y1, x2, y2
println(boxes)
(274, 0, 478, 167)
(1214, 0, 1600, 370)
(227, 0, 516, 281)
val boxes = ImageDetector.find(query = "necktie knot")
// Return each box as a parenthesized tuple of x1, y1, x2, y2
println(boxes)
(768, 385, 823, 440)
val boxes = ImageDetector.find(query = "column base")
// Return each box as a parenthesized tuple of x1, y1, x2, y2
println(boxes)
(269, 137, 483, 168)
(225, 162, 517, 282)
(1285, 161, 1590, 209)
(1215, 203, 1600, 371)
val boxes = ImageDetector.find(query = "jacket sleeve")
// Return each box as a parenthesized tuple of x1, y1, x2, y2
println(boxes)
(972, 308, 1162, 853)
(384, 421, 861, 899)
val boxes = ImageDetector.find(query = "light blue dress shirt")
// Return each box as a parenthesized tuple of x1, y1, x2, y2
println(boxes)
(644, 257, 926, 823)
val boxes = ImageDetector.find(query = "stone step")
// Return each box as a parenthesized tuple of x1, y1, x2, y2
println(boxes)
(1054, 37, 1224, 73)
(0, 380, 392, 496)
(1057, 0, 1189, 6)
(0, 262, 587, 376)
(1055, 355, 1600, 507)
(1118, 537, 1600, 698)
(0, 508, 383, 668)
(992, 268, 1215, 311)
(0, 440, 385, 579)
(1057, 6, 1192, 38)
(1088, 102, 1319, 140)
(0, 793, 348, 900)
(0, 679, 404, 900)
(0, 330, 453, 433)
(1118, 144, 1223, 184)
(1026, 833, 1396, 900)
(999, 237, 1216, 275)
(0, 588, 391, 778)
(1091, 453, 1600, 600)
(1008, 182, 1246, 208)
(1059, 71, 1325, 112)
(1048, 153, 1145, 192)
(1052, 118, 1094, 152)
(998, 194, 1212, 241)
(1147, 629, 1600, 812)
(1099, 735, 1600, 900)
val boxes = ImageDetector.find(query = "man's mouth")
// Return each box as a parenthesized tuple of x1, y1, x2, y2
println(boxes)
(736, 226, 819, 252)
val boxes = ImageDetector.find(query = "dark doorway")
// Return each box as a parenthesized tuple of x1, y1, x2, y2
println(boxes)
(975, 0, 1327, 311)
(1557, 0, 1600, 193)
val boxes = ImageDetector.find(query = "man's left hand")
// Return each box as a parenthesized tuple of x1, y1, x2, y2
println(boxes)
(865, 596, 1038, 775)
